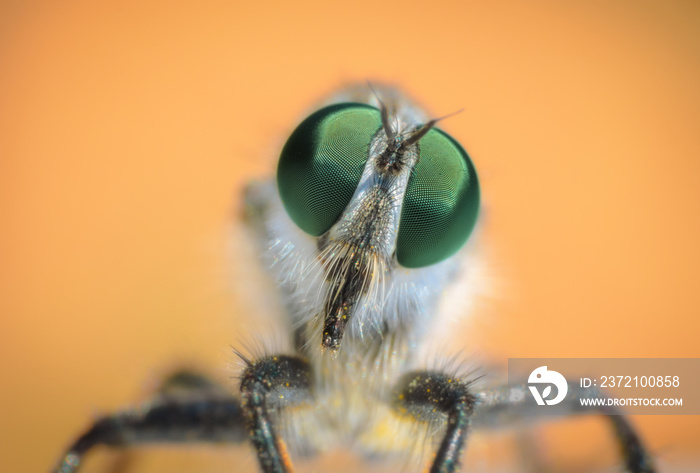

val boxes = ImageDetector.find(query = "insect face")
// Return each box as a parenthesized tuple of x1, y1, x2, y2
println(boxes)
(275, 99, 480, 351)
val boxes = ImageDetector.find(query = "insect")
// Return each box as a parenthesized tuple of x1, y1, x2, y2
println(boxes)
(52, 83, 656, 473)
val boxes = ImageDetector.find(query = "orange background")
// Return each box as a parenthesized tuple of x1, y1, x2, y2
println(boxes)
(1, 1, 699, 472)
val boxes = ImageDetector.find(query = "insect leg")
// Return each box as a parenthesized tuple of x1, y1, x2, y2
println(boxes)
(392, 371, 477, 473)
(239, 354, 312, 473)
(472, 382, 656, 473)
(51, 392, 245, 473)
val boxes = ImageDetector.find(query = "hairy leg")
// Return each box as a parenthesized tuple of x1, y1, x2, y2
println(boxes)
(392, 371, 477, 473)
(239, 354, 313, 473)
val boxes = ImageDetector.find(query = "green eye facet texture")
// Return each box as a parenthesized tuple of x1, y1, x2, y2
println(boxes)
(277, 103, 381, 236)
(396, 128, 480, 268)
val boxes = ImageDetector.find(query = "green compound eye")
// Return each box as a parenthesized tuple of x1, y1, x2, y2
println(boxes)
(395, 128, 480, 268)
(277, 103, 381, 236)
(277, 102, 479, 269)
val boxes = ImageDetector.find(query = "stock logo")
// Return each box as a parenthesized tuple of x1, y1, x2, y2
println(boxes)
(528, 366, 568, 406)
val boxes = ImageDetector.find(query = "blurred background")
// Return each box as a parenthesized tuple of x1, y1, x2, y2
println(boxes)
(1, 1, 699, 472)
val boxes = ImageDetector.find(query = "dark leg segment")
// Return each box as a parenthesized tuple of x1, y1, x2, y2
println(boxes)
(52, 395, 245, 473)
(240, 355, 312, 473)
(608, 411, 656, 473)
(472, 383, 656, 473)
(393, 371, 477, 473)
(51, 370, 246, 473)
